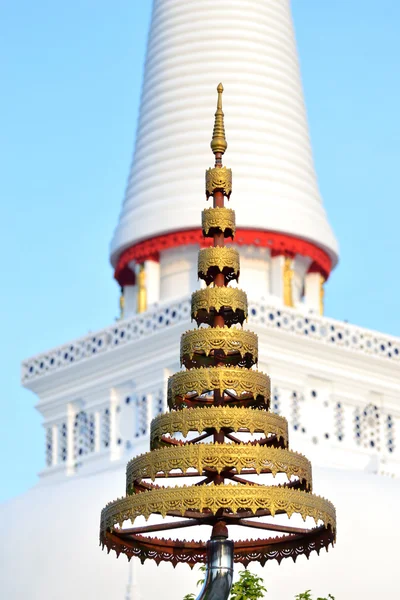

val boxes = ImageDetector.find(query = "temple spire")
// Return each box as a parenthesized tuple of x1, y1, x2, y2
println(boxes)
(210, 83, 227, 165)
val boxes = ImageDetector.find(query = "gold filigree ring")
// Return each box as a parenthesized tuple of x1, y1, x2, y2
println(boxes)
(180, 327, 258, 369)
(205, 166, 232, 198)
(202, 207, 236, 238)
(198, 247, 240, 286)
(191, 287, 248, 327)
(126, 445, 312, 491)
(150, 407, 288, 449)
(168, 366, 270, 409)
(101, 484, 336, 532)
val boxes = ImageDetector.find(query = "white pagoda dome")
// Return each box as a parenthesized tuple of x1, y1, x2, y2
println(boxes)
(109, 0, 337, 319)
(3, 1, 400, 600)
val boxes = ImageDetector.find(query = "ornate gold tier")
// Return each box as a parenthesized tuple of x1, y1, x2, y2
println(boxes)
(202, 207, 236, 238)
(150, 407, 288, 450)
(168, 366, 270, 409)
(198, 246, 240, 286)
(126, 445, 312, 491)
(101, 484, 336, 532)
(192, 287, 247, 327)
(206, 165, 232, 198)
(180, 327, 258, 369)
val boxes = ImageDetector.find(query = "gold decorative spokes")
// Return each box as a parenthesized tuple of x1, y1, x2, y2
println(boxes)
(202, 207, 236, 238)
(150, 407, 288, 450)
(101, 484, 336, 531)
(198, 246, 240, 286)
(191, 288, 247, 327)
(181, 327, 258, 369)
(168, 366, 270, 410)
(126, 445, 312, 491)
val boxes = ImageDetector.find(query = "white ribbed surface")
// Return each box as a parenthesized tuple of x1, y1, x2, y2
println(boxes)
(110, 0, 338, 267)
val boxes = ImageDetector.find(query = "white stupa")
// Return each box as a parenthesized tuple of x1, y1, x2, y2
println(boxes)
(2, 1, 400, 599)
(109, 0, 338, 319)
(110, 0, 338, 275)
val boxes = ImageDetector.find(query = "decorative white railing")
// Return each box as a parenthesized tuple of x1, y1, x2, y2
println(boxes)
(22, 296, 400, 384)
(249, 301, 400, 360)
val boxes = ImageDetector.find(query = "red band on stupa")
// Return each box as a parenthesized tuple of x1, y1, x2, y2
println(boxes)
(114, 228, 332, 286)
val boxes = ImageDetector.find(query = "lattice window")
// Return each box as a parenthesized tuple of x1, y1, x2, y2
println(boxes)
(102, 408, 111, 448)
(59, 422, 67, 462)
(272, 387, 280, 414)
(122, 395, 135, 451)
(74, 411, 90, 459)
(291, 391, 303, 432)
(116, 404, 123, 448)
(89, 413, 96, 452)
(362, 404, 380, 450)
(386, 415, 395, 454)
(154, 390, 164, 415)
(354, 404, 380, 450)
(335, 402, 344, 442)
(135, 395, 148, 438)
(354, 407, 362, 445)
(46, 428, 53, 467)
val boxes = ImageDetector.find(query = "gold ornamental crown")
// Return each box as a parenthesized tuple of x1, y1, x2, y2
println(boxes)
(100, 84, 336, 570)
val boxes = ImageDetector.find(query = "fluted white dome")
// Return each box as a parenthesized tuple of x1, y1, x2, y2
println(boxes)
(110, 0, 338, 268)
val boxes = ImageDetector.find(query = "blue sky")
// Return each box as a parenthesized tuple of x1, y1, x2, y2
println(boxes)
(1, 0, 399, 502)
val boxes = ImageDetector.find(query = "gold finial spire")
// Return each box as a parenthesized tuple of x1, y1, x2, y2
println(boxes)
(210, 83, 227, 160)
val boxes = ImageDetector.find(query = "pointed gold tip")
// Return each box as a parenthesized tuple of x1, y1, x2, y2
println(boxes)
(211, 83, 227, 158)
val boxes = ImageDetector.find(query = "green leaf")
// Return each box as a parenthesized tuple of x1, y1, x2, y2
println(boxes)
(296, 591, 335, 600)
(295, 591, 312, 600)
(196, 564, 206, 587)
(230, 570, 267, 600)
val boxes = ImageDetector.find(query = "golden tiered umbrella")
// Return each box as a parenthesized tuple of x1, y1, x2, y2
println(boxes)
(100, 85, 336, 581)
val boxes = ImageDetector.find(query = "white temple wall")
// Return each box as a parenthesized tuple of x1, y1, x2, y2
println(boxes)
(304, 271, 322, 314)
(233, 246, 271, 299)
(256, 323, 400, 476)
(34, 333, 181, 482)
(144, 259, 160, 305)
(157, 244, 319, 310)
(293, 254, 312, 306)
(123, 284, 137, 318)
(270, 255, 285, 301)
(28, 297, 400, 483)
(159, 245, 199, 301)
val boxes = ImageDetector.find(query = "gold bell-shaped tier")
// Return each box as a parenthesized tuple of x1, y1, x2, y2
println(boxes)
(100, 84, 336, 569)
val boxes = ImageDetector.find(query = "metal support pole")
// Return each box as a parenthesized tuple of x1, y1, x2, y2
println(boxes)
(195, 524, 234, 600)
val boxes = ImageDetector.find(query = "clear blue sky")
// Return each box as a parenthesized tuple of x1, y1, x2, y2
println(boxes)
(1, 0, 399, 502)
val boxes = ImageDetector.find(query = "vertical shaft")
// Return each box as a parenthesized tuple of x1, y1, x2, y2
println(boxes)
(213, 166, 226, 437)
